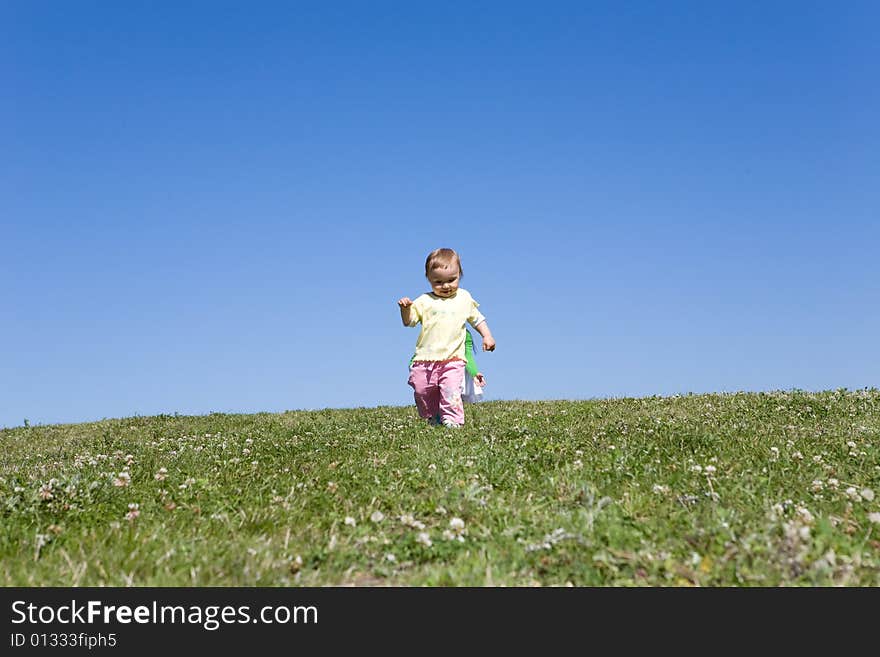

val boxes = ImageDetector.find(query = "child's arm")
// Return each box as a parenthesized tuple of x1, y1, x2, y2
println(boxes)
(398, 297, 414, 326)
(474, 321, 496, 351)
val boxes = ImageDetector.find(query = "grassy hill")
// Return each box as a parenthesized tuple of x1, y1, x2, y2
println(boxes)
(2, 390, 878, 586)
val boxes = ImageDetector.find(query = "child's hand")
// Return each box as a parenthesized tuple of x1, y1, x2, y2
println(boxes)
(482, 336, 496, 352)
(398, 297, 415, 327)
(475, 373, 487, 387)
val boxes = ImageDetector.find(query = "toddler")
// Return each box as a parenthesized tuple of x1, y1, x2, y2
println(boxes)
(398, 248, 496, 428)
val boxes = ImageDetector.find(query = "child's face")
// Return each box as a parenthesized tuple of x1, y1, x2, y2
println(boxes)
(427, 264, 460, 298)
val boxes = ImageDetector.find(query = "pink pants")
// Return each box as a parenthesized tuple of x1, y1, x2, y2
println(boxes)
(408, 360, 466, 425)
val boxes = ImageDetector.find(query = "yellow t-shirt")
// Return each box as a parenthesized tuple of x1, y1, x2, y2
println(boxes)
(407, 288, 486, 362)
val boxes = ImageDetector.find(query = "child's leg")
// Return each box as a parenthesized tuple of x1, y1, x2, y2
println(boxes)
(438, 360, 466, 425)
(408, 363, 441, 422)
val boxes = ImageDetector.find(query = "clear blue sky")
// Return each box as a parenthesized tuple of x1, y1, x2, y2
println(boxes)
(3, 1, 878, 429)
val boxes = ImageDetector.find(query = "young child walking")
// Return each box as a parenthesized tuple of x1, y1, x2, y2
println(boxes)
(398, 248, 496, 428)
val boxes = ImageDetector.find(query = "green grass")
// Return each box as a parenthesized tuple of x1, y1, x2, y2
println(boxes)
(2, 389, 879, 586)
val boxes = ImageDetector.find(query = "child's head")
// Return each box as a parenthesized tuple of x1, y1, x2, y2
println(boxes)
(425, 247, 462, 298)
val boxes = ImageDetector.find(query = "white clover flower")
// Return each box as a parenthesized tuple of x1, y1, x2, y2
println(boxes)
(796, 507, 814, 524)
(385, 553, 397, 563)
(811, 480, 824, 492)
(652, 484, 670, 495)
(704, 465, 717, 475)
(827, 478, 840, 489)
(344, 516, 356, 527)
(861, 488, 875, 502)
(428, 463, 436, 471)
(449, 517, 466, 532)
(125, 503, 140, 521)
(398, 514, 426, 529)
(847, 440, 857, 448)
(370, 510, 385, 523)
(691, 465, 703, 473)
(868, 512, 880, 524)
(825, 549, 837, 566)
(112, 472, 131, 487)
(791, 451, 803, 460)
(416, 532, 433, 547)
(154, 467, 168, 481)
(845, 487, 861, 501)
(442, 529, 465, 543)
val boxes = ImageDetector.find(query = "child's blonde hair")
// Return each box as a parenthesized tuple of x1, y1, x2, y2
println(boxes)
(425, 248, 462, 278)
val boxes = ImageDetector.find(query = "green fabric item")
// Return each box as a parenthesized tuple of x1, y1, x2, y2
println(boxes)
(464, 330, 479, 376)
